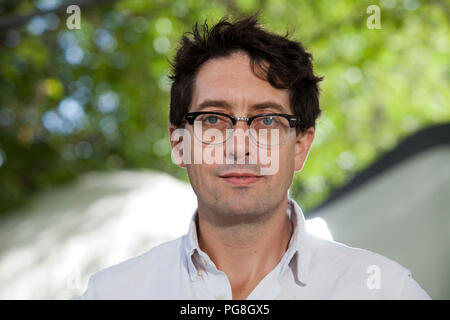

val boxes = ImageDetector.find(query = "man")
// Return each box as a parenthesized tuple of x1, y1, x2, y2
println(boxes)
(78, 16, 430, 300)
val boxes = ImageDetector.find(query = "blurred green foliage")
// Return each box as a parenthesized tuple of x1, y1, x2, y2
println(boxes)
(0, 0, 449, 216)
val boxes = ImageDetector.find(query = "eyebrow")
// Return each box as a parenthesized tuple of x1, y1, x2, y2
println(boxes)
(195, 99, 288, 113)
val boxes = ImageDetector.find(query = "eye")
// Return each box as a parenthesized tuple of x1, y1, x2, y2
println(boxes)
(205, 116, 219, 124)
(262, 117, 274, 126)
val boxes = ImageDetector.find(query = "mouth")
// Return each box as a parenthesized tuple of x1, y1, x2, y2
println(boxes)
(218, 172, 263, 186)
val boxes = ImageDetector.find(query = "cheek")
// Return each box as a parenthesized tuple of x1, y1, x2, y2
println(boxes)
(187, 164, 215, 195)
(186, 164, 200, 189)
(276, 145, 296, 178)
(187, 164, 202, 184)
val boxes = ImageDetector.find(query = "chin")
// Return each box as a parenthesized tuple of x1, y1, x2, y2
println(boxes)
(214, 198, 263, 217)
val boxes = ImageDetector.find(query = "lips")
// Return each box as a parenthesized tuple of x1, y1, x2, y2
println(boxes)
(219, 172, 263, 186)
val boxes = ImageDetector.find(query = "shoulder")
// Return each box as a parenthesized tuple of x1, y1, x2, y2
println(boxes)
(303, 233, 429, 299)
(97, 236, 183, 275)
(79, 236, 185, 299)
(306, 233, 406, 275)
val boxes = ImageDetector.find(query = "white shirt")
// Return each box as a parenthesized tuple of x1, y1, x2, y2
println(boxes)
(77, 198, 430, 299)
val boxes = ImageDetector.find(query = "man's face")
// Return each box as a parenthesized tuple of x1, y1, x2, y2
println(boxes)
(170, 52, 315, 220)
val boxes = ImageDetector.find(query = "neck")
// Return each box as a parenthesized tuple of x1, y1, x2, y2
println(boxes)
(196, 196, 293, 292)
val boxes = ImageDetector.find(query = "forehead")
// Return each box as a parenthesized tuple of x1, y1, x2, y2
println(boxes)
(190, 52, 290, 113)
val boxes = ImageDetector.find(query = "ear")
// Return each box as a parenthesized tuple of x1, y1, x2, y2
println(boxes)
(294, 127, 315, 172)
(169, 124, 187, 168)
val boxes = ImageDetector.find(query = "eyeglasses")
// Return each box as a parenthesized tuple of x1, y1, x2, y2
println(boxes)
(184, 111, 302, 146)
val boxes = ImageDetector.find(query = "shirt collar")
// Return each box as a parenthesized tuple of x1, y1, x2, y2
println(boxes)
(184, 211, 203, 281)
(183, 198, 311, 285)
(285, 198, 311, 285)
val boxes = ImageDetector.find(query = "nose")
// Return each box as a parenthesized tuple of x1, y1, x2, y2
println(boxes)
(225, 119, 250, 162)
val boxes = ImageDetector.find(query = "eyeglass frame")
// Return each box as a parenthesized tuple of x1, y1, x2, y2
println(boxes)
(183, 111, 302, 146)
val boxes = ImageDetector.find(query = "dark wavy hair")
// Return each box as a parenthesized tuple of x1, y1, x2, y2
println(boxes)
(168, 15, 323, 135)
